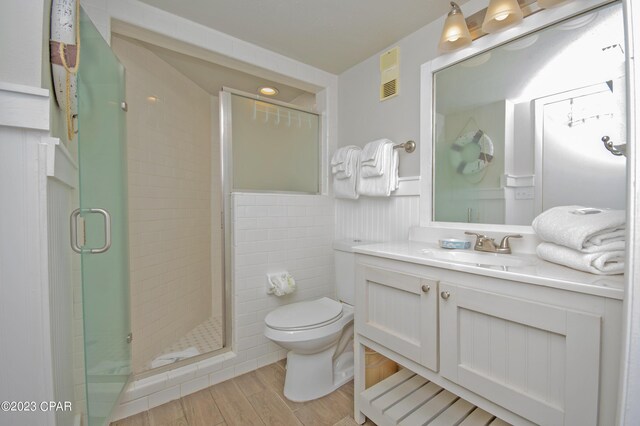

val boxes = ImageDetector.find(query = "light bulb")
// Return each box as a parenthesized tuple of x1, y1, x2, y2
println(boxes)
(438, 2, 472, 52)
(482, 0, 523, 33)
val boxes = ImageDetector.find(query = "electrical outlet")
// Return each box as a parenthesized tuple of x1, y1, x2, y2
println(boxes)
(515, 187, 534, 200)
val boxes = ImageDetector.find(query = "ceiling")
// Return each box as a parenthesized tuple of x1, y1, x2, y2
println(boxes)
(136, 0, 458, 74)
(115, 35, 309, 102)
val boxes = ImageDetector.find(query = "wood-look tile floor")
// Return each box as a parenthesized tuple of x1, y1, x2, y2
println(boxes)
(112, 360, 376, 426)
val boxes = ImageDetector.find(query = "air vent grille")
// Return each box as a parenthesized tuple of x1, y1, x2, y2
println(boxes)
(382, 79, 398, 99)
(380, 47, 399, 101)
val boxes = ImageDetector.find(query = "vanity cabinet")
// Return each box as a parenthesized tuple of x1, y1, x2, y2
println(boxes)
(356, 266, 438, 371)
(354, 254, 622, 426)
(439, 282, 601, 426)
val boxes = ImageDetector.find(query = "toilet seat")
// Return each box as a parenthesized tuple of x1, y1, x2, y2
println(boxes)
(265, 297, 343, 331)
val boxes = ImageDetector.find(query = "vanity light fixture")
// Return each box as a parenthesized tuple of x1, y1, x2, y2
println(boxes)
(258, 86, 279, 96)
(481, 0, 524, 33)
(438, 2, 472, 52)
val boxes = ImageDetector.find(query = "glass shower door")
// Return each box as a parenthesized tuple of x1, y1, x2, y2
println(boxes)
(77, 7, 131, 425)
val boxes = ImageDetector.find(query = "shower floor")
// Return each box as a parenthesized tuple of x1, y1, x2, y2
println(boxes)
(146, 316, 224, 370)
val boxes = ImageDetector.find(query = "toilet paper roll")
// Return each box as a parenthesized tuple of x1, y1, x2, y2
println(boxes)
(267, 272, 296, 296)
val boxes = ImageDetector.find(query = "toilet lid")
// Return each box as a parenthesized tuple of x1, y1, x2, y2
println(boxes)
(265, 297, 343, 331)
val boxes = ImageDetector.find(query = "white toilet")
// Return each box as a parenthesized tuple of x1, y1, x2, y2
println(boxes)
(264, 240, 363, 402)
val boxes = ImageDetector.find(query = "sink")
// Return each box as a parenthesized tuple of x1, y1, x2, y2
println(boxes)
(420, 249, 531, 268)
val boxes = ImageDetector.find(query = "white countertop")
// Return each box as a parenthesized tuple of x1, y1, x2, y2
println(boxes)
(353, 241, 625, 300)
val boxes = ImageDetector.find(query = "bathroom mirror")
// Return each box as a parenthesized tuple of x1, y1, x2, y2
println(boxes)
(430, 1, 626, 226)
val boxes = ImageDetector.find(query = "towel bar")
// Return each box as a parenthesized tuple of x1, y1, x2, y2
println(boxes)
(394, 140, 416, 153)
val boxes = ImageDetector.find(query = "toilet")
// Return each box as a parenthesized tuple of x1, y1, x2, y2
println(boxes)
(264, 239, 364, 402)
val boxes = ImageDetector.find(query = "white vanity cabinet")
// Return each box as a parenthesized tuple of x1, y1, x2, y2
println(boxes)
(356, 265, 438, 371)
(439, 282, 601, 426)
(354, 254, 623, 426)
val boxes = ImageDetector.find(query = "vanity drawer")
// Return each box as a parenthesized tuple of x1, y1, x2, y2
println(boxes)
(355, 265, 438, 372)
(439, 281, 601, 426)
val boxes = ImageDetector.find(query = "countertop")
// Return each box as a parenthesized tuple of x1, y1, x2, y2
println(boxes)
(353, 241, 625, 300)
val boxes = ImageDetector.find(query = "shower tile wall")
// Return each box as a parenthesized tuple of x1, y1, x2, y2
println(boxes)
(112, 36, 218, 373)
(335, 196, 420, 242)
(232, 193, 335, 371)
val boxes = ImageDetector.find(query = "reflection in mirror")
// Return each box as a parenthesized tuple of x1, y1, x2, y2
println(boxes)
(433, 2, 626, 226)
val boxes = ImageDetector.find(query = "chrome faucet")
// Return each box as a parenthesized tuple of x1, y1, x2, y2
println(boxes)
(465, 232, 522, 254)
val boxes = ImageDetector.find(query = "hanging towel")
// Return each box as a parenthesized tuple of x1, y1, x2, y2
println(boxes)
(536, 242, 625, 275)
(332, 146, 360, 199)
(331, 145, 359, 178)
(532, 206, 626, 253)
(332, 145, 360, 179)
(358, 143, 399, 197)
(360, 139, 392, 178)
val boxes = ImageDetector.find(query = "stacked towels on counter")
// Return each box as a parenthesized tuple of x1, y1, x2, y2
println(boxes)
(357, 139, 399, 197)
(331, 139, 400, 198)
(532, 206, 626, 275)
(331, 145, 361, 199)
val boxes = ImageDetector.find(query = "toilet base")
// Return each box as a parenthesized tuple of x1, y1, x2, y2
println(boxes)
(283, 348, 354, 402)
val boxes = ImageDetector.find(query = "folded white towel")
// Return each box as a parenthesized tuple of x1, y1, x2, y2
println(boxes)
(537, 242, 625, 275)
(332, 147, 360, 199)
(360, 139, 392, 178)
(358, 145, 399, 197)
(151, 347, 200, 368)
(332, 146, 360, 179)
(532, 206, 626, 253)
(331, 145, 358, 167)
(360, 139, 390, 165)
(334, 168, 359, 198)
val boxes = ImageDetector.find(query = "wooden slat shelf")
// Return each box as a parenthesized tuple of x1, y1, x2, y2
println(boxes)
(359, 369, 512, 426)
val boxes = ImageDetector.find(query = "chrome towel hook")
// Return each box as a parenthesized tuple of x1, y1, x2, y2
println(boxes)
(601, 136, 626, 157)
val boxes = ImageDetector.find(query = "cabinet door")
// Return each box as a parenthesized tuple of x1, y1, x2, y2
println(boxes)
(356, 266, 438, 371)
(439, 282, 601, 426)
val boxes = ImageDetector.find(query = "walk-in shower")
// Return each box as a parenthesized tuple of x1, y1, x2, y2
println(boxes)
(110, 33, 319, 376)
(111, 35, 226, 374)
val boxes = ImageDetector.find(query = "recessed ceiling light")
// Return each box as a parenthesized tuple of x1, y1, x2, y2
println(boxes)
(259, 86, 279, 96)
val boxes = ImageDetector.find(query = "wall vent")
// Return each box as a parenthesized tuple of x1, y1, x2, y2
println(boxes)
(382, 80, 397, 99)
(380, 47, 399, 101)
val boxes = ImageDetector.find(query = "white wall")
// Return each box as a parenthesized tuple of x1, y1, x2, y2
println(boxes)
(338, 4, 452, 177)
(0, 0, 46, 87)
(335, 0, 460, 241)
(335, 197, 420, 242)
(0, 85, 56, 426)
(232, 193, 335, 363)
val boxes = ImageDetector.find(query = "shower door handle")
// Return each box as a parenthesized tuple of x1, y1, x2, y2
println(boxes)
(71, 208, 112, 254)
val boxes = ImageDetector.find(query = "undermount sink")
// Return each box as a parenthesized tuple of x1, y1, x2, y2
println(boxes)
(420, 249, 531, 268)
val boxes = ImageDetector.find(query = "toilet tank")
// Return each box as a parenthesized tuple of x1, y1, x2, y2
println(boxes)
(334, 239, 372, 305)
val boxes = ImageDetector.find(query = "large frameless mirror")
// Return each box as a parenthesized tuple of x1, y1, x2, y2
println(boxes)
(432, 1, 626, 225)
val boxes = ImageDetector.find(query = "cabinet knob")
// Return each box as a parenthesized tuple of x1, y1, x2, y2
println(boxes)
(441, 291, 450, 300)
(421, 284, 430, 293)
